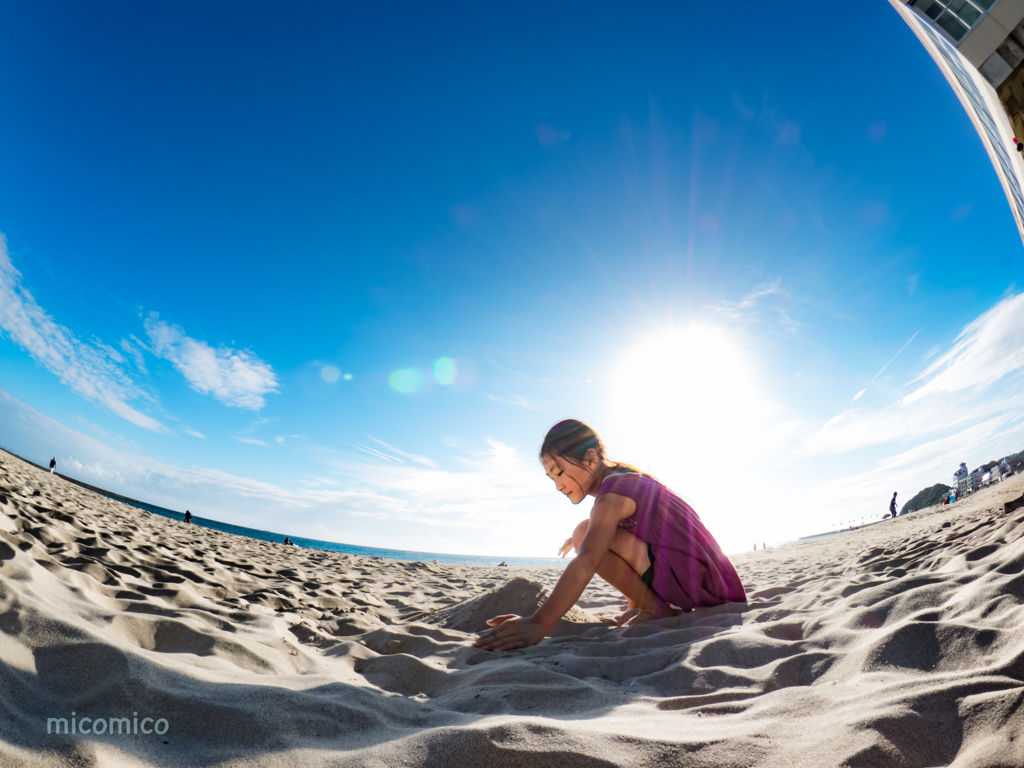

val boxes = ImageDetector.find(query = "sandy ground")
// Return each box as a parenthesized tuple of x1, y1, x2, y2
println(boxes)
(4, 448, 1024, 767)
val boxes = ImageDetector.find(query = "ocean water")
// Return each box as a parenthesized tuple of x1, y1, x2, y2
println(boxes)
(105, 493, 567, 569)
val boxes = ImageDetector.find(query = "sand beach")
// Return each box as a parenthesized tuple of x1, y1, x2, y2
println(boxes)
(4, 447, 1024, 767)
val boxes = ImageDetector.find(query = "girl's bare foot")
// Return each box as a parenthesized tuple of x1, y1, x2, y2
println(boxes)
(620, 604, 681, 627)
(615, 606, 641, 626)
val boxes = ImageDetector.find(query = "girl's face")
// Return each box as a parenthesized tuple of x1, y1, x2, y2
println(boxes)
(541, 452, 596, 504)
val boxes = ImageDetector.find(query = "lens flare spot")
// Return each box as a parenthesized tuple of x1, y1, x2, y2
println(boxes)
(343, 373, 353, 381)
(433, 357, 457, 385)
(321, 365, 341, 383)
(389, 368, 424, 394)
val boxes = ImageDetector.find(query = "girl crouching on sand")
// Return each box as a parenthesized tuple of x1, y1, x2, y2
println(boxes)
(474, 419, 746, 651)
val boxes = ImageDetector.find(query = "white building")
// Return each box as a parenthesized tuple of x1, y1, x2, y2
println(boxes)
(953, 461, 970, 496)
(889, 0, 1024, 244)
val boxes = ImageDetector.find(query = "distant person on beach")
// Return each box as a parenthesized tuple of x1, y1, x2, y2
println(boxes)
(283, 537, 292, 545)
(49, 457, 56, 474)
(184, 510, 192, 524)
(498, 560, 508, 567)
(475, 419, 746, 651)
(890, 492, 898, 519)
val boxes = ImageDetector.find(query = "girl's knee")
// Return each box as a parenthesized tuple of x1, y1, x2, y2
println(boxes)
(610, 527, 648, 565)
(572, 519, 590, 548)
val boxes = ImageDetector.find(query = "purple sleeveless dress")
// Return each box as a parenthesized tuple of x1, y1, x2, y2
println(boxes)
(596, 472, 746, 611)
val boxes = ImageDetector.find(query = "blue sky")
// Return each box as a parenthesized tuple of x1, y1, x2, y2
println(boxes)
(2, 2, 1024, 556)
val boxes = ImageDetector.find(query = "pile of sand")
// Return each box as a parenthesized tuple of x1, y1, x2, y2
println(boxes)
(407, 577, 603, 634)
(4, 447, 1024, 766)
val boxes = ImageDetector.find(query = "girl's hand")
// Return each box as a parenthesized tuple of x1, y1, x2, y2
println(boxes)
(557, 537, 575, 558)
(473, 614, 546, 651)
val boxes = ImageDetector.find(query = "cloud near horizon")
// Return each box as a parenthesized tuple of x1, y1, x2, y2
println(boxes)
(788, 414, 1024, 531)
(0, 387, 565, 556)
(144, 314, 279, 410)
(0, 235, 166, 432)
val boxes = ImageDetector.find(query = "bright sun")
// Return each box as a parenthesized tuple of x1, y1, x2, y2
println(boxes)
(608, 323, 775, 494)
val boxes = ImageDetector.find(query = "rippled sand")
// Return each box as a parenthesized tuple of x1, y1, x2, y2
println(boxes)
(3, 447, 1024, 767)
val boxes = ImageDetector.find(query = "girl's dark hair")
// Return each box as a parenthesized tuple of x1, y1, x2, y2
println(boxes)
(539, 419, 606, 466)
(539, 419, 646, 476)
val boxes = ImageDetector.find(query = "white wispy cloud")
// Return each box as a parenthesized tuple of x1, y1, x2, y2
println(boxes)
(144, 313, 279, 410)
(809, 295, 1024, 456)
(731, 92, 755, 121)
(120, 336, 148, 374)
(716, 278, 798, 334)
(903, 292, 1024, 406)
(851, 327, 922, 401)
(368, 437, 437, 467)
(236, 437, 268, 447)
(184, 427, 206, 439)
(0, 235, 166, 432)
(808, 388, 1024, 457)
(716, 278, 786, 317)
(350, 443, 403, 462)
(485, 393, 546, 411)
(72, 415, 116, 439)
(756, 95, 802, 146)
(325, 438, 550, 521)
